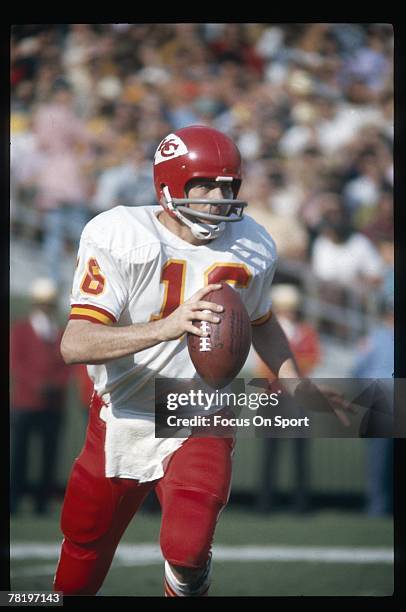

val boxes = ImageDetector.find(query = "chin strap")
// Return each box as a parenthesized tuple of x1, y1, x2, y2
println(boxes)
(190, 220, 226, 241)
(162, 186, 226, 240)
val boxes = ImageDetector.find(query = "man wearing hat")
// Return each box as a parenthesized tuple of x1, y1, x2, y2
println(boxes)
(256, 284, 321, 513)
(10, 278, 70, 515)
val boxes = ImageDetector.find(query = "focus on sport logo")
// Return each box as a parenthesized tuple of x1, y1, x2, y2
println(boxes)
(154, 134, 188, 165)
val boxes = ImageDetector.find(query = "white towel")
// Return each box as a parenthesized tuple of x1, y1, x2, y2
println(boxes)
(100, 403, 187, 483)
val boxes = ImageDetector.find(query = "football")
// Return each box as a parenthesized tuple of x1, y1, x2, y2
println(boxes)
(187, 281, 252, 389)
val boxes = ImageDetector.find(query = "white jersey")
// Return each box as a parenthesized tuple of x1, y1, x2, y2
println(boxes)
(69, 205, 278, 481)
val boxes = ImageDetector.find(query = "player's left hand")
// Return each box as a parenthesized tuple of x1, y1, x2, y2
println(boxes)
(294, 378, 357, 427)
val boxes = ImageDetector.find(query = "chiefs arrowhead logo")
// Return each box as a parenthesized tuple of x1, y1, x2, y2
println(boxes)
(158, 138, 179, 157)
(154, 133, 188, 165)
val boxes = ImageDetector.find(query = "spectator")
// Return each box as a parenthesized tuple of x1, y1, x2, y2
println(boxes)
(244, 172, 308, 261)
(209, 23, 265, 77)
(61, 24, 101, 118)
(361, 187, 394, 304)
(255, 284, 321, 513)
(92, 137, 156, 212)
(10, 113, 45, 236)
(340, 25, 392, 100)
(32, 78, 95, 284)
(256, 284, 321, 378)
(361, 187, 393, 244)
(351, 296, 394, 515)
(343, 149, 389, 220)
(283, 285, 320, 372)
(376, 239, 394, 303)
(10, 278, 71, 515)
(311, 201, 384, 289)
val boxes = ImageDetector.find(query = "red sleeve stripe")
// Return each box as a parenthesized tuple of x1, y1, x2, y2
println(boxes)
(69, 313, 107, 325)
(69, 304, 117, 325)
(251, 309, 272, 326)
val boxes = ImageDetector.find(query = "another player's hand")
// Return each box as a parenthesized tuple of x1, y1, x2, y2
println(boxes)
(155, 284, 224, 341)
(294, 378, 357, 427)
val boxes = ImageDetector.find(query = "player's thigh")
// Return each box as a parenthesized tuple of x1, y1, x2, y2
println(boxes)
(157, 436, 234, 567)
(61, 457, 155, 544)
(60, 393, 147, 544)
(160, 436, 234, 501)
(61, 459, 113, 543)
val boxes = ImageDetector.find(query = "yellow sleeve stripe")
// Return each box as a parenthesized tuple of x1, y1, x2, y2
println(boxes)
(251, 309, 272, 326)
(70, 306, 115, 325)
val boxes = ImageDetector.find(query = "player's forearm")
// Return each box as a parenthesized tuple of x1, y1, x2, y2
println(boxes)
(60, 319, 167, 365)
(252, 314, 301, 384)
(62, 285, 223, 365)
(276, 358, 303, 394)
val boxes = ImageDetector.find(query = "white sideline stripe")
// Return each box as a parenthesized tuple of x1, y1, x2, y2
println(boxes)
(10, 543, 393, 577)
(12, 564, 58, 578)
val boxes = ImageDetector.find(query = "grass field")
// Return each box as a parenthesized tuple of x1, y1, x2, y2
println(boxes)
(10, 502, 393, 597)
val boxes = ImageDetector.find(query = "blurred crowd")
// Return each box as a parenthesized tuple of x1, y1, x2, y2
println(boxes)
(10, 24, 394, 516)
(10, 22, 394, 298)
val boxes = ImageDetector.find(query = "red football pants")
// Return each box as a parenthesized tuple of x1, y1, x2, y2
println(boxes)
(53, 395, 233, 595)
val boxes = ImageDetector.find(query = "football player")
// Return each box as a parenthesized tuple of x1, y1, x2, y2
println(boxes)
(53, 125, 347, 596)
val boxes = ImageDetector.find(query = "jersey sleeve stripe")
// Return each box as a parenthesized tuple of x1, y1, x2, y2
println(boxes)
(69, 313, 108, 325)
(251, 309, 272, 326)
(70, 304, 117, 322)
(69, 306, 116, 325)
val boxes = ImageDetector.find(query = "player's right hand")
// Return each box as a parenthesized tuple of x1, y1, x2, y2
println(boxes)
(155, 284, 224, 341)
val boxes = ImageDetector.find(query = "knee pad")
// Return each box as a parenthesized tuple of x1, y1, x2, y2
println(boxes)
(160, 487, 224, 568)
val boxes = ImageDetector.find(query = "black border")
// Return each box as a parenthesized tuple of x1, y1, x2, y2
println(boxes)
(5, 16, 405, 609)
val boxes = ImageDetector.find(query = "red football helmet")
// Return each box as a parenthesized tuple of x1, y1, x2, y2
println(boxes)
(153, 125, 247, 239)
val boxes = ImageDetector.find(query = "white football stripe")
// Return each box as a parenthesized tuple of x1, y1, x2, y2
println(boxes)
(11, 564, 59, 578)
(11, 543, 393, 569)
